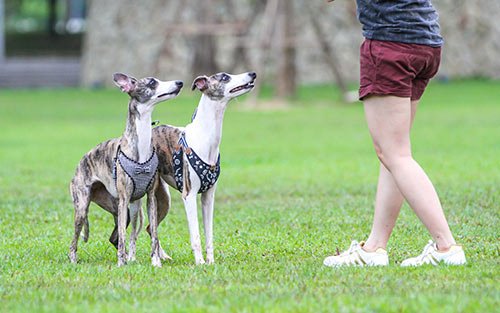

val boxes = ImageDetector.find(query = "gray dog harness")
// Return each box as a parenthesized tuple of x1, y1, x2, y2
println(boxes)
(114, 146, 159, 201)
(173, 133, 220, 194)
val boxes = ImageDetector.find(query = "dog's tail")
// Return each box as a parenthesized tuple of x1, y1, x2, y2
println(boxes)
(82, 216, 89, 243)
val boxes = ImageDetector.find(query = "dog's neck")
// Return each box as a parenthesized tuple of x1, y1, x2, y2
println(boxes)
(186, 94, 227, 165)
(121, 100, 153, 163)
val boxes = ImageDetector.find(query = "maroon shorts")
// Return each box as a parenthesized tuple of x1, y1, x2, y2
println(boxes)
(359, 39, 441, 101)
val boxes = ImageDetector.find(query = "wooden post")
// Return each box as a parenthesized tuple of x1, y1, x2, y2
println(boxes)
(154, 1, 187, 75)
(304, 3, 351, 102)
(275, 0, 296, 98)
(248, 0, 280, 105)
(48, 0, 58, 36)
(190, 0, 219, 77)
(0, 0, 4, 62)
(226, 0, 264, 71)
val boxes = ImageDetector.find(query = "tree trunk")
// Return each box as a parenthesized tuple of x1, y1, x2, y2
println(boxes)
(190, 0, 219, 77)
(275, 0, 296, 98)
(0, 0, 5, 62)
(305, 2, 349, 98)
(48, 0, 58, 36)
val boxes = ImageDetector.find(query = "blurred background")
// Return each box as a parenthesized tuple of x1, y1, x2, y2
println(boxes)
(0, 0, 499, 100)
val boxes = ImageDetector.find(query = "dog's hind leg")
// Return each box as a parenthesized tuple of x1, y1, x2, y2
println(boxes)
(127, 199, 142, 262)
(201, 185, 217, 264)
(90, 183, 131, 249)
(90, 183, 118, 247)
(110, 219, 119, 249)
(69, 180, 91, 264)
(108, 213, 131, 249)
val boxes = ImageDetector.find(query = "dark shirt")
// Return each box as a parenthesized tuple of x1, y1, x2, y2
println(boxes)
(356, 0, 443, 47)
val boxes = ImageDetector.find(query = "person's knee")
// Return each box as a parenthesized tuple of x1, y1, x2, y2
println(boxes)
(374, 144, 412, 170)
(373, 144, 386, 165)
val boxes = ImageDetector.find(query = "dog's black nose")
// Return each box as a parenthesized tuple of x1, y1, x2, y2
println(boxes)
(176, 81, 184, 88)
(248, 72, 257, 79)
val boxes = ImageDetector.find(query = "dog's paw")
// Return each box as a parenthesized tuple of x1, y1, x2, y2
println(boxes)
(151, 256, 162, 268)
(195, 258, 206, 265)
(117, 258, 127, 267)
(127, 254, 136, 262)
(68, 252, 78, 264)
(205, 257, 214, 265)
(159, 248, 173, 261)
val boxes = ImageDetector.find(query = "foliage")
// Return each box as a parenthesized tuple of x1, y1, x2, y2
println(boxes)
(5, 0, 50, 32)
(0, 81, 499, 312)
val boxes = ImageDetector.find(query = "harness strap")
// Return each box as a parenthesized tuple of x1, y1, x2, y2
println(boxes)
(178, 132, 189, 149)
(173, 132, 220, 194)
(113, 146, 159, 201)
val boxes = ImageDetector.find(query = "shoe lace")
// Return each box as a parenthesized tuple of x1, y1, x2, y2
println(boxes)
(415, 240, 437, 263)
(338, 240, 359, 255)
(337, 240, 362, 260)
(327, 241, 368, 266)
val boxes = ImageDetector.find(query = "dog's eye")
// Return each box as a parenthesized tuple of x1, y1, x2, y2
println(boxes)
(147, 79, 157, 89)
(221, 74, 230, 82)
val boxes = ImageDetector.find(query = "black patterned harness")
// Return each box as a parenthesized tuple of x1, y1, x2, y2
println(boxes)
(172, 133, 221, 194)
(113, 146, 159, 201)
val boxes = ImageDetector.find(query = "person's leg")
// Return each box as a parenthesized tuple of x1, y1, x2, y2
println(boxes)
(363, 100, 419, 251)
(363, 95, 456, 251)
(362, 164, 404, 251)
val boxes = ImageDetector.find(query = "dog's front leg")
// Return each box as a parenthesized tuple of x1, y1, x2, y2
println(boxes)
(149, 179, 173, 261)
(183, 193, 205, 264)
(127, 199, 142, 262)
(147, 186, 162, 267)
(117, 196, 128, 267)
(201, 185, 217, 264)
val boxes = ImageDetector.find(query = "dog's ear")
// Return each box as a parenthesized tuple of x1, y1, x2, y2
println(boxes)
(113, 73, 136, 93)
(191, 76, 209, 91)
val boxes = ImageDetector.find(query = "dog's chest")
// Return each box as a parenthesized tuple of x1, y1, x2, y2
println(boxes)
(115, 148, 159, 200)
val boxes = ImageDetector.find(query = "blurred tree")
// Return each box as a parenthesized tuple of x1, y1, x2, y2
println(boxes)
(5, 0, 22, 17)
(190, 0, 219, 77)
(0, 0, 4, 61)
(275, 0, 296, 98)
(47, 0, 57, 36)
(226, 0, 265, 72)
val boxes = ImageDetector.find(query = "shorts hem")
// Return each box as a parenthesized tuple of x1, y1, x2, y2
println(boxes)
(359, 87, 411, 101)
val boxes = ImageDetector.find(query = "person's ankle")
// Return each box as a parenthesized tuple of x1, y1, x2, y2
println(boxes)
(435, 239, 457, 252)
(361, 241, 386, 253)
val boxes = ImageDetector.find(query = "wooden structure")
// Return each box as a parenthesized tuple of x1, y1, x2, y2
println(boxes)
(250, 0, 351, 102)
(154, 0, 350, 103)
(0, 0, 352, 92)
(0, 0, 81, 88)
(0, 57, 80, 88)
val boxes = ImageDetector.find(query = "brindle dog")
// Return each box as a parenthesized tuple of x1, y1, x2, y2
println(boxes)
(69, 73, 183, 267)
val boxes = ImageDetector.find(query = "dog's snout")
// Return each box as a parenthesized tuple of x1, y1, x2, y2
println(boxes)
(248, 72, 257, 80)
(176, 81, 184, 88)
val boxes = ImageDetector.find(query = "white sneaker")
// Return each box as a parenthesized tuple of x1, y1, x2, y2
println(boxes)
(401, 240, 466, 267)
(323, 240, 389, 267)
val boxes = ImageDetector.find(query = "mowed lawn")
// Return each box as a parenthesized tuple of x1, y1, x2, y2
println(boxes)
(0, 80, 498, 312)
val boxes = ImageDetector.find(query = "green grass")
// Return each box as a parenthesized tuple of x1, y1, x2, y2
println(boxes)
(0, 80, 499, 312)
